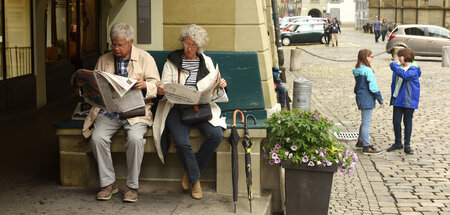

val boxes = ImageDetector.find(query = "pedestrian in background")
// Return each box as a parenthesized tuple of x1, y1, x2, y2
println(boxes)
(386, 48, 421, 154)
(272, 67, 287, 110)
(381, 18, 388, 42)
(323, 19, 331, 47)
(372, 16, 381, 43)
(353, 49, 383, 155)
(330, 17, 341, 47)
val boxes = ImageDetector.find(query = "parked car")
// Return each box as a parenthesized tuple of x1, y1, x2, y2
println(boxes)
(279, 16, 311, 29)
(281, 21, 326, 45)
(386, 24, 450, 57)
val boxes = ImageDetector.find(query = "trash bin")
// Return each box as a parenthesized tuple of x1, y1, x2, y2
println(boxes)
(292, 78, 312, 111)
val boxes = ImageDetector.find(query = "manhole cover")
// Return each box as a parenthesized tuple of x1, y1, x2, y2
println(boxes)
(334, 132, 359, 140)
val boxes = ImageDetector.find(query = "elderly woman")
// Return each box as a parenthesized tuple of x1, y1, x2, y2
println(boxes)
(153, 24, 227, 199)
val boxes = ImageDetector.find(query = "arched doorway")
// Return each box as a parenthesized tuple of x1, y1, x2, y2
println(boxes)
(308, 9, 321, 18)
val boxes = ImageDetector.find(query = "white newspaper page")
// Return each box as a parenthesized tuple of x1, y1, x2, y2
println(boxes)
(94, 73, 145, 112)
(163, 83, 201, 104)
(95, 70, 137, 97)
(198, 64, 228, 104)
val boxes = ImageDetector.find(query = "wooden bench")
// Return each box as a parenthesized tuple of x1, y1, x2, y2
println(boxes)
(54, 51, 267, 197)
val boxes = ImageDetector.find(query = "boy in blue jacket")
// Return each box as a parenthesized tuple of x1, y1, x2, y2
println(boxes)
(273, 67, 287, 110)
(386, 48, 421, 154)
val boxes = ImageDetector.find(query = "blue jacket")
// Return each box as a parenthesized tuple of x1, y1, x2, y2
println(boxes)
(353, 65, 383, 109)
(389, 61, 421, 109)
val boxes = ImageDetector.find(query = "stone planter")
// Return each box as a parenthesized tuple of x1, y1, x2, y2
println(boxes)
(281, 160, 338, 215)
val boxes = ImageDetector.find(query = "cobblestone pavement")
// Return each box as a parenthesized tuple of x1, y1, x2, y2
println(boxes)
(282, 27, 450, 214)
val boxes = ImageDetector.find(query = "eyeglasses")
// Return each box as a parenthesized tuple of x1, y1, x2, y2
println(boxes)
(183, 42, 198, 49)
(111, 43, 128, 49)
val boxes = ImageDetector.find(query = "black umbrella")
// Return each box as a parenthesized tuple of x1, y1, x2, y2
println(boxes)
(242, 114, 256, 213)
(228, 110, 244, 213)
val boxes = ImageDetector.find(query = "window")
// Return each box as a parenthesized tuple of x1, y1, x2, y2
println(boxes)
(46, 0, 67, 63)
(428, 27, 450, 39)
(1, 0, 32, 80)
(404, 27, 425, 36)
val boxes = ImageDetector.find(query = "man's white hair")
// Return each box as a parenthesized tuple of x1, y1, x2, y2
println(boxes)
(179, 24, 209, 53)
(110, 23, 134, 42)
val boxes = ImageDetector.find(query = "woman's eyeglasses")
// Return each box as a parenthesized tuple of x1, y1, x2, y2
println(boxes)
(183, 42, 198, 49)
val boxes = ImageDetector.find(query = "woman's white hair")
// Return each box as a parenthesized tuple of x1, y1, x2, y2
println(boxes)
(179, 24, 209, 53)
(110, 23, 134, 42)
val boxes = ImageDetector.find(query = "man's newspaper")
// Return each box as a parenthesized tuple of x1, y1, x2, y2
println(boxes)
(163, 64, 228, 105)
(72, 69, 145, 117)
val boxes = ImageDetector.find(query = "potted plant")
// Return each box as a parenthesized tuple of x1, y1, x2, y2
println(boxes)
(263, 109, 358, 215)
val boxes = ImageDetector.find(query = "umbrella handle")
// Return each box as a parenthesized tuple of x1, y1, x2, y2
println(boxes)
(244, 114, 257, 133)
(233, 110, 244, 126)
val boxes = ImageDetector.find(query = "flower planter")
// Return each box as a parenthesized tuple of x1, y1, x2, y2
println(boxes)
(281, 160, 338, 215)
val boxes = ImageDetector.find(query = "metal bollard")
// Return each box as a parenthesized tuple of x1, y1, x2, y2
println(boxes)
(442, 46, 450, 67)
(292, 78, 312, 110)
(290, 49, 302, 71)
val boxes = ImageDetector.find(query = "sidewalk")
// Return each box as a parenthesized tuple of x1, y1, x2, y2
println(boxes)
(283, 27, 450, 214)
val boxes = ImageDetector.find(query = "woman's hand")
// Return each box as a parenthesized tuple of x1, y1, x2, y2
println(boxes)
(134, 78, 147, 89)
(220, 78, 227, 88)
(157, 85, 165, 95)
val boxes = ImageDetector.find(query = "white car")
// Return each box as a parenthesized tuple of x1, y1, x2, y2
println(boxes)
(386, 24, 450, 57)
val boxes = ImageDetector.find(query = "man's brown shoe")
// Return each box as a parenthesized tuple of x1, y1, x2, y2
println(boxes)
(191, 180, 203, 200)
(123, 187, 138, 203)
(96, 182, 118, 200)
(181, 171, 190, 191)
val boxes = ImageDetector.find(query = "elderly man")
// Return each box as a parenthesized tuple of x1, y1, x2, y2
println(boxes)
(81, 23, 160, 202)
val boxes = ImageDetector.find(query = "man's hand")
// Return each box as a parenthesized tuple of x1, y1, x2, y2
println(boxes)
(220, 78, 227, 88)
(157, 85, 165, 95)
(134, 78, 147, 89)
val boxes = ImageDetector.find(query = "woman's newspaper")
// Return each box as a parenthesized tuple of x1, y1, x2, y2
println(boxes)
(72, 69, 145, 117)
(163, 64, 228, 105)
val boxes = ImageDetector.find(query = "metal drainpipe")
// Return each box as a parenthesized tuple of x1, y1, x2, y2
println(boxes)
(271, 0, 286, 82)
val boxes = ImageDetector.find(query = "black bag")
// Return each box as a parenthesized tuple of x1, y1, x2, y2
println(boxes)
(177, 104, 212, 125)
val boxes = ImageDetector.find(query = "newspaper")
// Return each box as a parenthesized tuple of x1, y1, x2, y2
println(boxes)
(163, 64, 228, 105)
(72, 69, 145, 117)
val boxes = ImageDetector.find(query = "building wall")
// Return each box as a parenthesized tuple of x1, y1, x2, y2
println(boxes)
(328, 0, 356, 24)
(301, 0, 327, 17)
(162, 0, 277, 109)
(370, 0, 450, 29)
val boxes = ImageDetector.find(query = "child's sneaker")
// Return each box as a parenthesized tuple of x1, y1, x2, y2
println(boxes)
(355, 140, 363, 148)
(363, 146, 382, 155)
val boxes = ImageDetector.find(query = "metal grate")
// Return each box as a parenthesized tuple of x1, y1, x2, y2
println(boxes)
(334, 132, 359, 140)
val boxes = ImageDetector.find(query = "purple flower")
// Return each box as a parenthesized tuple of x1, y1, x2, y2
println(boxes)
(289, 153, 293, 159)
(302, 156, 308, 163)
(275, 144, 281, 150)
(269, 160, 275, 165)
(270, 148, 275, 153)
(291, 145, 297, 151)
(286, 137, 290, 142)
(263, 154, 269, 159)
(274, 157, 281, 164)
(325, 159, 332, 166)
(317, 161, 322, 166)
(315, 149, 318, 154)
(340, 169, 347, 174)
(285, 151, 289, 156)
(335, 159, 339, 164)
(319, 152, 324, 157)
(308, 161, 315, 167)
(271, 153, 278, 159)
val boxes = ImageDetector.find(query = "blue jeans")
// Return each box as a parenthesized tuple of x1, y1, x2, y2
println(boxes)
(275, 84, 286, 107)
(165, 107, 223, 184)
(358, 108, 373, 147)
(374, 30, 381, 42)
(393, 106, 415, 147)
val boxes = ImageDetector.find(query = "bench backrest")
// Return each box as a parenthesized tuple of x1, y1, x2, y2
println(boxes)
(148, 51, 267, 125)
